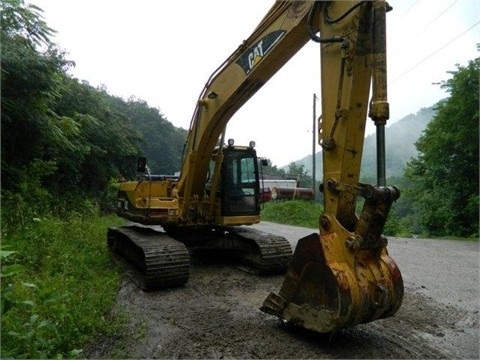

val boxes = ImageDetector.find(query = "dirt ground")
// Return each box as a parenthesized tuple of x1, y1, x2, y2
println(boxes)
(87, 223, 479, 359)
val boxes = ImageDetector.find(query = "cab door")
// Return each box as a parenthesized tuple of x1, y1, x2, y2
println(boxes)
(221, 148, 260, 216)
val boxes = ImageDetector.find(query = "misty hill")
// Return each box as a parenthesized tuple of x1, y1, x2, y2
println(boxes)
(291, 106, 435, 181)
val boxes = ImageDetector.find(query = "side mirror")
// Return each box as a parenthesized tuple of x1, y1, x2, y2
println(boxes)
(137, 157, 147, 173)
(260, 158, 269, 166)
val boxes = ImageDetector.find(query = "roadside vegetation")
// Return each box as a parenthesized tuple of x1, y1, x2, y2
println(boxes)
(1, 197, 126, 358)
(261, 200, 320, 229)
(260, 200, 476, 240)
(1, 0, 477, 358)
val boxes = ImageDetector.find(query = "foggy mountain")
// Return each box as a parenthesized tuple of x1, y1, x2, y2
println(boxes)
(289, 106, 435, 181)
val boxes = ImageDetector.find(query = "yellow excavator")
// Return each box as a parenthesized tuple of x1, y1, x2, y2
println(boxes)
(108, 0, 404, 333)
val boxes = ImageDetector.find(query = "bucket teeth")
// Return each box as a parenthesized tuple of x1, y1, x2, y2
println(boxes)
(261, 292, 287, 316)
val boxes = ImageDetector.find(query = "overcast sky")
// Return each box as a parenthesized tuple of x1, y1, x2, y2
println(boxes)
(31, 0, 479, 167)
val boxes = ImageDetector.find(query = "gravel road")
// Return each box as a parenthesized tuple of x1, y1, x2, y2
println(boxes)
(87, 222, 479, 359)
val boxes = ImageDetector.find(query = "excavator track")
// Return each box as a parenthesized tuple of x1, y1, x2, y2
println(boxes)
(174, 227, 293, 275)
(107, 225, 291, 291)
(227, 228, 292, 274)
(107, 226, 190, 290)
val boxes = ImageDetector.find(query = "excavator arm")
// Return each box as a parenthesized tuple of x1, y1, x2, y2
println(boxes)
(256, 0, 403, 332)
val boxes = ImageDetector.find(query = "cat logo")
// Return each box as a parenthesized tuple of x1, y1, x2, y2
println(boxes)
(235, 30, 286, 75)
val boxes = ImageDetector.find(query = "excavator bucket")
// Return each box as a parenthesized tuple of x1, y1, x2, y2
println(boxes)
(261, 232, 403, 333)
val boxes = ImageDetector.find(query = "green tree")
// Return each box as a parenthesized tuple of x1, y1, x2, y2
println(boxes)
(50, 79, 142, 195)
(1, 0, 74, 195)
(0, 0, 54, 48)
(260, 161, 286, 178)
(108, 96, 187, 175)
(1, 0, 140, 211)
(405, 54, 479, 237)
(1, 0, 192, 215)
(288, 162, 313, 188)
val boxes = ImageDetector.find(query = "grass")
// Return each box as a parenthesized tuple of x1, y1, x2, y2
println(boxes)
(261, 200, 322, 229)
(260, 199, 418, 237)
(1, 213, 126, 359)
(261, 200, 479, 241)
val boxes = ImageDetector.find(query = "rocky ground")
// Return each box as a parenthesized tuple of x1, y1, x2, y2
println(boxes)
(87, 222, 479, 359)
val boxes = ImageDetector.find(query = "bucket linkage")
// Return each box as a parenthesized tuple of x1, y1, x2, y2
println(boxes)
(261, 185, 404, 333)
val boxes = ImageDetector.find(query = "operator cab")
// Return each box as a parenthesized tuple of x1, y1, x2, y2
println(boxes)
(208, 139, 261, 217)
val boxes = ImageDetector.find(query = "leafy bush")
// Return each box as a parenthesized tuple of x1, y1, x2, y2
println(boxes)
(1, 211, 125, 359)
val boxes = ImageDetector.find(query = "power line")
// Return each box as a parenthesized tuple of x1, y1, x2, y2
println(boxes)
(389, 20, 480, 84)
(392, 0, 458, 56)
(397, 0, 421, 19)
